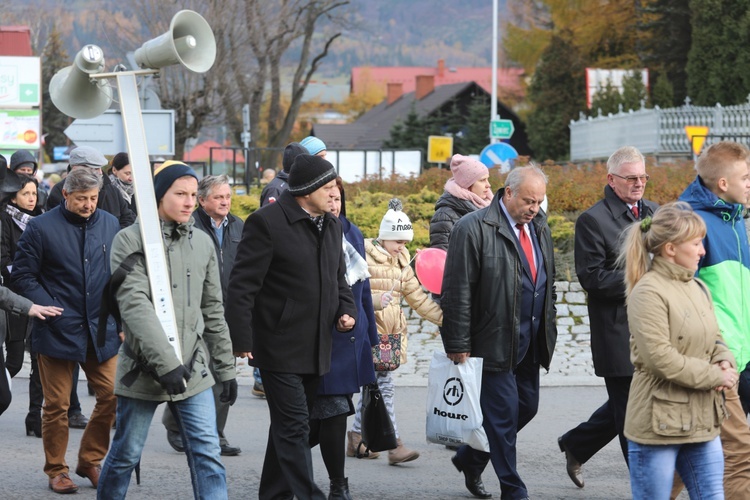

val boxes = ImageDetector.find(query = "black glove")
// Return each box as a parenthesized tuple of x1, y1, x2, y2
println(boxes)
(159, 365, 191, 395)
(220, 379, 238, 406)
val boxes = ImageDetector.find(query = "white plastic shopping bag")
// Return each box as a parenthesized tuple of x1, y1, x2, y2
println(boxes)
(425, 351, 489, 452)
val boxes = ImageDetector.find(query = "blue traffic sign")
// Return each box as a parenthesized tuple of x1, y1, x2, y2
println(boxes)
(479, 142, 518, 173)
(53, 146, 70, 161)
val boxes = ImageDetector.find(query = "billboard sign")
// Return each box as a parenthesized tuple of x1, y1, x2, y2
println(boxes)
(0, 56, 41, 107)
(585, 68, 649, 109)
(0, 109, 41, 149)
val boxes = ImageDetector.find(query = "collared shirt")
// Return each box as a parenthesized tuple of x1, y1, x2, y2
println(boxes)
(499, 197, 537, 269)
(211, 215, 228, 246)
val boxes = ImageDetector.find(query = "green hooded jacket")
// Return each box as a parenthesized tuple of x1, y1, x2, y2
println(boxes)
(111, 218, 235, 401)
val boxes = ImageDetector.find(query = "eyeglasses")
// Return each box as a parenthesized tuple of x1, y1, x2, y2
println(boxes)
(611, 173, 650, 184)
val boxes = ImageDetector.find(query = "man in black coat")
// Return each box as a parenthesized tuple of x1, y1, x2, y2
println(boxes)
(442, 165, 557, 500)
(161, 174, 243, 456)
(259, 142, 307, 206)
(557, 146, 657, 488)
(226, 154, 356, 500)
(46, 146, 135, 229)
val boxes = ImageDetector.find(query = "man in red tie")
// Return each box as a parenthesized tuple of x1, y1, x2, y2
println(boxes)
(441, 165, 557, 500)
(558, 146, 657, 489)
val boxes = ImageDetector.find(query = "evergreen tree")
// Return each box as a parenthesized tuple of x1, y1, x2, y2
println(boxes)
(687, 0, 750, 106)
(621, 70, 648, 111)
(590, 79, 623, 116)
(651, 72, 674, 108)
(638, 0, 691, 105)
(526, 33, 586, 161)
(462, 95, 491, 155)
(384, 105, 433, 150)
(41, 27, 71, 162)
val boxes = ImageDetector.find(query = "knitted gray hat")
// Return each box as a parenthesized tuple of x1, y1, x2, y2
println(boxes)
(287, 154, 337, 196)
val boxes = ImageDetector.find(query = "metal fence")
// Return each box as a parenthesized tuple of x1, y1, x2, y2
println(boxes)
(198, 146, 423, 189)
(569, 97, 750, 161)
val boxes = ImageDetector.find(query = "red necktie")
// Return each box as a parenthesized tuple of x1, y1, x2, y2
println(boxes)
(631, 205, 639, 219)
(516, 224, 536, 282)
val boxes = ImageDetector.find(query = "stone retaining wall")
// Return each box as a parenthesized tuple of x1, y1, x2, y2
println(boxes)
(402, 281, 601, 386)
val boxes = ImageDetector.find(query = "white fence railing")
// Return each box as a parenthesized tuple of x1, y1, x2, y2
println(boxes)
(570, 97, 750, 160)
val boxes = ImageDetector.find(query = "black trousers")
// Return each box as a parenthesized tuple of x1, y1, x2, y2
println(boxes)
(259, 370, 326, 500)
(559, 375, 632, 464)
(0, 344, 10, 416)
(454, 349, 540, 500)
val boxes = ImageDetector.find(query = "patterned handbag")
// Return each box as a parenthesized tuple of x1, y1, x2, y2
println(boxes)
(372, 332, 401, 371)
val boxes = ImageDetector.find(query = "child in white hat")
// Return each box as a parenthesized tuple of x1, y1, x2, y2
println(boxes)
(347, 198, 442, 464)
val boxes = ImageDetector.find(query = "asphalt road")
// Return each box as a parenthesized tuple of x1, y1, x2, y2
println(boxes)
(0, 381, 637, 499)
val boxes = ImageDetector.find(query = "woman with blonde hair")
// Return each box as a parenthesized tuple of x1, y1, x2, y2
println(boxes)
(619, 201, 737, 499)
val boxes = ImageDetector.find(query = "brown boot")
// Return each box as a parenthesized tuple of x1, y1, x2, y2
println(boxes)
(346, 430, 379, 459)
(388, 438, 420, 465)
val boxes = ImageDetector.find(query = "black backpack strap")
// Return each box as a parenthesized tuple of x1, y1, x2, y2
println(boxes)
(97, 252, 144, 348)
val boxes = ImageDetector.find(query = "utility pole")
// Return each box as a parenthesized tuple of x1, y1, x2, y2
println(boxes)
(241, 103, 252, 187)
(490, 0, 499, 144)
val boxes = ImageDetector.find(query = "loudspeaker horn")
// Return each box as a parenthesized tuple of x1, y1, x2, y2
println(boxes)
(49, 44, 113, 119)
(134, 10, 216, 73)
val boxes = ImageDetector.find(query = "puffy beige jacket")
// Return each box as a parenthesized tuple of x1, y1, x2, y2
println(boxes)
(366, 239, 442, 364)
(625, 257, 734, 445)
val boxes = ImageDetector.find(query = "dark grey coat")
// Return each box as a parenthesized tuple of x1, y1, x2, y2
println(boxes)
(574, 185, 658, 377)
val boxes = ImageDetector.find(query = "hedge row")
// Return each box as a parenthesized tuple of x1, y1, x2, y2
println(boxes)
(230, 159, 698, 278)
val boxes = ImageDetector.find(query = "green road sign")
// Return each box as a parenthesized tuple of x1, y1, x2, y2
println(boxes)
(490, 119, 515, 139)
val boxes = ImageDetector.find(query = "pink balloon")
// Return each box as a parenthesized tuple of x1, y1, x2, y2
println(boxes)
(415, 248, 447, 294)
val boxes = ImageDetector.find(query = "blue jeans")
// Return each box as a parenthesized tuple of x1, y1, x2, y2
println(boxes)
(254, 367, 263, 384)
(628, 437, 724, 500)
(98, 389, 227, 500)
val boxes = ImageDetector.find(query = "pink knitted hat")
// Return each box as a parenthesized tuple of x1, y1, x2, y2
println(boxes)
(450, 154, 488, 189)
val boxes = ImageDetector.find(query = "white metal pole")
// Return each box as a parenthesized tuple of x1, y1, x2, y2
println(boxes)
(490, 0, 499, 144)
(116, 72, 183, 363)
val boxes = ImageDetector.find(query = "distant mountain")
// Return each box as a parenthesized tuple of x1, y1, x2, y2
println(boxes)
(317, 0, 507, 76)
(5, 0, 508, 78)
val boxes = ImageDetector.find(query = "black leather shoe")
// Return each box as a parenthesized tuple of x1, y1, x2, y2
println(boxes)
(558, 437, 584, 488)
(451, 454, 492, 499)
(220, 443, 241, 456)
(167, 429, 185, 453)
(68, 412, 89, 429)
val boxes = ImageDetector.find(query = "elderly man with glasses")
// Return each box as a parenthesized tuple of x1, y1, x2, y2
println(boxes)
(557, 146, 658, 490)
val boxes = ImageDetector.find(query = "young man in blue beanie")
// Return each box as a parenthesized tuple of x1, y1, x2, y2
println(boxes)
(98, 161, 238, 500)
(300, 136, 327, 158)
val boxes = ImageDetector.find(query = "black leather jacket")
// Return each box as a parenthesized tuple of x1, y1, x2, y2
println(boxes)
(440, 191, 557, 371)
(429, 192, 479, 251)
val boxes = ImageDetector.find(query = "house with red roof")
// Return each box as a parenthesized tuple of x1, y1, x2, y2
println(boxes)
(314, 74, 531, 155)
(351, 59, 524, 100)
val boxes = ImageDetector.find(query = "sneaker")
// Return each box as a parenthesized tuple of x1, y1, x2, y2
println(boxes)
(252, 381, 266, 398)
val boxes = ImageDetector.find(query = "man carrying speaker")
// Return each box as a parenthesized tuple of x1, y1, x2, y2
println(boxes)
(98, 161, 237, 499)
(161, 174, 243, 457)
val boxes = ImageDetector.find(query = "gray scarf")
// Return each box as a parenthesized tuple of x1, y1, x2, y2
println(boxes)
(109, 173, 134, 203)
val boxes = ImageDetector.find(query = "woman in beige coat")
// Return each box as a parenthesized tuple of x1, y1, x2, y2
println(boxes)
(620, 201, 736, 500)
(347, 199, 442, 465)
